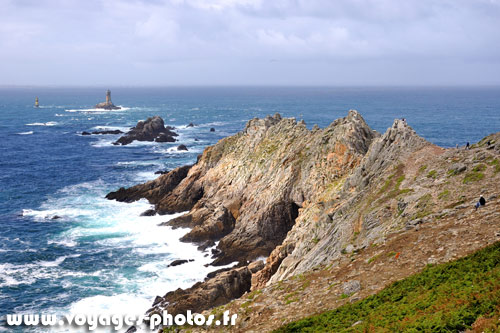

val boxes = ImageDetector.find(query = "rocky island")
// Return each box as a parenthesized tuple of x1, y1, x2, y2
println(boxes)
(113, 116, 177, 145)
(107, 111, 500, 332)
(94, 89, 121, 110)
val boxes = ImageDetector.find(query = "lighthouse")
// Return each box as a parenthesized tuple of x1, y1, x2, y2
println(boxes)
(106, 90, 112, 105)
(95, 89, 121, 110)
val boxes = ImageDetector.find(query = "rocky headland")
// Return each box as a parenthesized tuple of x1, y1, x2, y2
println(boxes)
(106, 111, 500, 331)
(113, 116, 178, 146)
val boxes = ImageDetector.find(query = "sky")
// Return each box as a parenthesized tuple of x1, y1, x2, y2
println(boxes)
(1, 0, 500, 86)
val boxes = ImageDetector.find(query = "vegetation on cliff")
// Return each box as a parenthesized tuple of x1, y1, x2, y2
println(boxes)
(275, 241, 500, 332)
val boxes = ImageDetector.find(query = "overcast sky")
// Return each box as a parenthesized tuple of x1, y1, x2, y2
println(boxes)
(1, 0, 500, 86)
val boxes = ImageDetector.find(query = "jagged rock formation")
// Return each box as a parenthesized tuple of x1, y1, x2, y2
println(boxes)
(106, 111, 500, 327)
(112, 116, 178, 146)
(108, 111, 377, 266)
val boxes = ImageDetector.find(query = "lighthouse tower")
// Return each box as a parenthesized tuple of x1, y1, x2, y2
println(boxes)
(95, 89, 121, 110)
(106, 90, 112, 105)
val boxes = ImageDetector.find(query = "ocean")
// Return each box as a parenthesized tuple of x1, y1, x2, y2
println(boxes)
(0, 87, 499, 331)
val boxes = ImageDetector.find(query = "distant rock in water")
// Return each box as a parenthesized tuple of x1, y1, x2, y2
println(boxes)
(177, 144, 188, 151)
(168, 259, 194, 267)
(81, 129, 123, 136)
(113, 116, 178, 146)
(95, 90, 121, 110)
(210, 127, 215, 132)
(187, 122, 195, 127)
(154, 169, 170, 175)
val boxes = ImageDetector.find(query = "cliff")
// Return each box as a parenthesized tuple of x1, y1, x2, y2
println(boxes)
(106, 111, 500, 331)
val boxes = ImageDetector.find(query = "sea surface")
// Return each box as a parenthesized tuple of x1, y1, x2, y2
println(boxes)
(0, 87, 499, 331)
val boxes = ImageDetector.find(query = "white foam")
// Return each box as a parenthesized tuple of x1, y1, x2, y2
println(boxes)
(65, 106, 130, 113)
(26, 121, 58, 126)
(17, 131, 33, 135)
(91, 125, 132, 132)
(37, 256, 69, 267)
(133, 171, 157, 182)
(115, 160, 163, 167)
(55, 113, 65, 117)
(21, 177, 235, 330)
(153, 146, 201, 154)
(48, 239, 78, 247)
(91, 138, 116, 148)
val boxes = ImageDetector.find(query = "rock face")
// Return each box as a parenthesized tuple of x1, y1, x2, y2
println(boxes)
(147, 266, 252, 317)
(106, 164, 192, 205)
(107, 111, 500, 324)
(113, 116, 178, 146)
(108, 111, 376, 266)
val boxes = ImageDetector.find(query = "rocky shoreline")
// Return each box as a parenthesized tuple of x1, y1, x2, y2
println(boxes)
(106, 110, 500, 331)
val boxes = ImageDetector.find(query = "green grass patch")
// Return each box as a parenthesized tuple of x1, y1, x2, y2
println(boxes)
(418, 165, 428, 173)
(463, 172, 485, 184)
(438, 189, 450, 200)
(274, 241, 500, 333)
(473, 164, 487, 172)
(247, 289, 263, 300)
(284, 292, 299, 305)
(367, 254, 381, 264)
(489, 158, 500, 173)
(426, 170, 437, 179)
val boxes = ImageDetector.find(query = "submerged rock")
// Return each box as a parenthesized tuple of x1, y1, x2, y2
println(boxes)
(113, 116, 177, 146)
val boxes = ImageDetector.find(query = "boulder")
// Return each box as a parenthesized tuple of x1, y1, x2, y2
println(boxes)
(210, 127, 215, 132)
(113, 116, 178, 145)
(168, 259, 194, 267)
(342, 280, 361, 295)
(177, 144, 188, 151)
(140, 209, 156, 216)
(448, 163, 467, 175)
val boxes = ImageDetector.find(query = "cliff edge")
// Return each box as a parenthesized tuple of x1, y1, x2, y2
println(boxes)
(106, 111, 500, 331)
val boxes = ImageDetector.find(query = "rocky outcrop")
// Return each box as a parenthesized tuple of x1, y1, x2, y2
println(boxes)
(260, 118, 434, 286)
(147, 266, 252, 318)
(108, 111, 377, 266)
(113, 116, 177, 146)
(95, 102, 121, 110)
(106, 164, 192, 205)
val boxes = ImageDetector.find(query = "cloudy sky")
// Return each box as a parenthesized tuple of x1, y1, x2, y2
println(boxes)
(1, 0, 500, 86)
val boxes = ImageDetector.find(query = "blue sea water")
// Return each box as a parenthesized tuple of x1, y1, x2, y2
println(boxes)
(0, 87, 499, 331)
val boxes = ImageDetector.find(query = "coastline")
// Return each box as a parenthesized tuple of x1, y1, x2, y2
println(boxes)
(105, 110, 500, 331)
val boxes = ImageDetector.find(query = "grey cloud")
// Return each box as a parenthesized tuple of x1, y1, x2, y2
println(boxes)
(0, 0, 499, 85)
